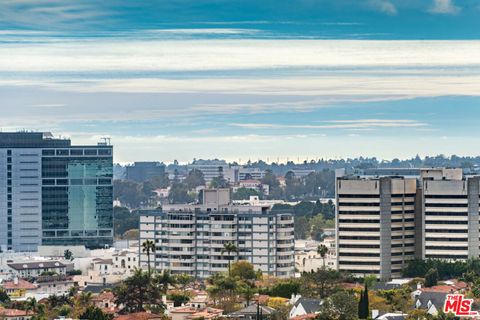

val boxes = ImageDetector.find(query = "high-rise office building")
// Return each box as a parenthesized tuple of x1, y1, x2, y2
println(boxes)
(420, 168, 480, 260)
(0, 132, 113, 251)
(125, 162, 166, 183)
(336, 176, 417, 280)
(336, 167, 480, 280)
(139, 189, 295, 278)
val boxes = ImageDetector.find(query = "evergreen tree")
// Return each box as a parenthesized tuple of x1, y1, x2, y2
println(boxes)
(358, 283, 370, 319)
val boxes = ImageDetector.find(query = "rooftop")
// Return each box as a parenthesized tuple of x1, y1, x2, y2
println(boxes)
(8, 261, 65, 270)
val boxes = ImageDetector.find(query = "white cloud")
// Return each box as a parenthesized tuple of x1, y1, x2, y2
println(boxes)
(369, 0, 398, 15)
(429, 0, 461, 14)
(230, 119, 427, 130)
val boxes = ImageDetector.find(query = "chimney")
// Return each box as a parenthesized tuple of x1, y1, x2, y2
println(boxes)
(13, 277, 18, 285)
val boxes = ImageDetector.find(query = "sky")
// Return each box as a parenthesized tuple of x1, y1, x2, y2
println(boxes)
(1, 0, 480, 163)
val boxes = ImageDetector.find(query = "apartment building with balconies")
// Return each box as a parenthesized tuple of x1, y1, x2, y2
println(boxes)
(139, 189, 294, 278)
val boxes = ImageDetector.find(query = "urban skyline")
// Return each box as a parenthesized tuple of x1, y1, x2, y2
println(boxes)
(2, 1, 480, 162)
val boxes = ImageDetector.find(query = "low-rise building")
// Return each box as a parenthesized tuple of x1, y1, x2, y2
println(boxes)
(7, 261, 66, 278)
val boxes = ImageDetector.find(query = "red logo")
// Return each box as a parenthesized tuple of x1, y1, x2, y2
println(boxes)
(444, 294, 479, 317)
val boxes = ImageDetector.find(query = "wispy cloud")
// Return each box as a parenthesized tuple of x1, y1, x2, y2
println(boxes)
(429, 0, 461, 14)
(230, 119, 427, 130)
(369, 0, 398, 15)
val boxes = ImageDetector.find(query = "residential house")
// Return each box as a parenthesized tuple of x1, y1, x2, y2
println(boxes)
(0, 308, 34, 320)
(289, 296, 323, 318)
(1, 278, 37, 299)
(227, 304, 275, 320)
(7, 261, 66, 278)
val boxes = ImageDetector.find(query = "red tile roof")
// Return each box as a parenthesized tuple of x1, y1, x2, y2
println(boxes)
(2, 279, 37, 290)
(93, 291, 115, 301)
(0, 309, 34, 316)
(290, 314, 317, 320)
(114, 312, 162, 320)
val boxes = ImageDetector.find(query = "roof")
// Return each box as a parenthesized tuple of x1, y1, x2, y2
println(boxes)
(228, 304, 276, 317)
(416, 291, 447, 309)
(290, 314, 317, 320)
(373, 282, 401, 291)
(83, 284, 116, 294)
(375, 313, 407, 320)
(92, 291, 115, 301)
(2, 279, 37, 290)
(7, 261, 65, 270)
(187, 308, 223, 320)
(294, 298, 323, 314)
(0, 308, 34, 316)
(93, 258, 113, 264)
(170, 306, 198, 314)
(114, 312, 162, 320)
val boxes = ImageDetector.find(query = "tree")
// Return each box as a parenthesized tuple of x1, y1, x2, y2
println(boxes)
(300, 269, 344, 299)
(142, 240, 155, 275)
(232, 187, 261, 200)
(230, 260, 256, 281)
(79, 306, 113, 320)
(155, 269, 177, 294)
(169, 182, 193, 204)
(176, 274, 193, 294)
(317, 244, 329, 268)
(113, 180, 145, 208)
(0, 288, 10, 303)
(318, 291, 358, 320)
(114, 206, 139, 238)
(114, 268, 163, 313)
(358, 284, 369, 319)
(221, 242, 239, 276)
(363, 275, 377, 289)
(63, 249, 73, 261)
(185, 169, 206, 189)
(168, 293, 191, 307)
(267, 280, 300, 298)
(425, 268, 439, 287)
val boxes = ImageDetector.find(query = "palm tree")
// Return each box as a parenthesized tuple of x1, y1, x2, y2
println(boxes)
(317, 244, 329, 268)
(25, 297, 38, 313)
(221, 242, 238, 276)
(155, 269, 177, 294)
(142, 240, 156, 275)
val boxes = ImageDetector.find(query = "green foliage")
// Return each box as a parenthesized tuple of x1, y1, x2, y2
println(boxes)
(113, 206, 139, 238)
(232, 187, 261, 200)
(265, 280, 301, 298)
(363, 274, 377, 289)
(378, 285, 413, 313)
(425, 268, 439, 287)
(0, 288, 10, 303)
(261, 170, 283, 199)
(318, 291, 358, 320)
(79, 306, 113, 320)
(403, 258, 479, 280)
(113, 180, 146, 208)
(230, 260, 256, 281)
(272, 201, 334, 240)
(168, 293, 191, 307)
(185, 169, 206, 189)
(114, 268, 164, 313)
(63, 249, 73, 261)
(176, 273, 193, 292)
(300, 269, 348, 299)
(169, 181, 194, 204)
(67, 269, 82, 276)
(358, 284, 369, 319)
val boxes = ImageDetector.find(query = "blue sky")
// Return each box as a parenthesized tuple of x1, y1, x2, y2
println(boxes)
(1, 0, 480, 163)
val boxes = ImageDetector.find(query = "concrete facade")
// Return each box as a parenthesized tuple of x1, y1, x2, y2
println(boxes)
(139, 189, 295, 278)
